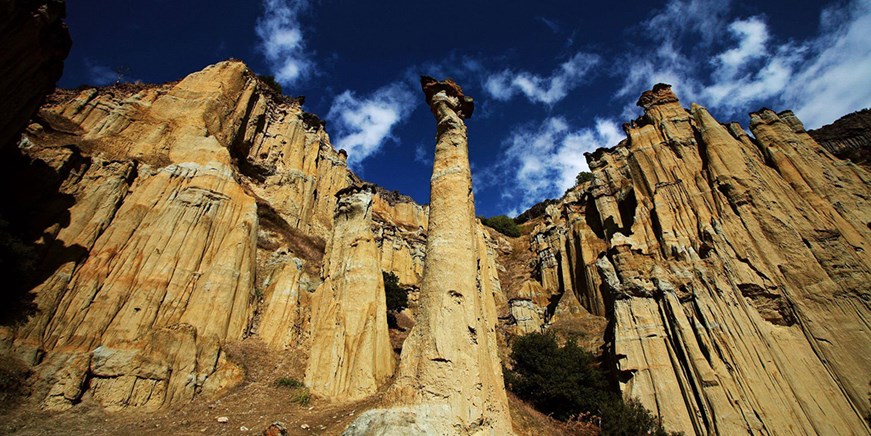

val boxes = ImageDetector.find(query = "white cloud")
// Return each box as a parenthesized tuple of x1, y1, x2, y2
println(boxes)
(484, 52, 601, 105)
(414, 144, 432, 166)
(714, 17, 769, 78)
(495, 117, 623, 216)
(85, 61, 117, 86)
(644, 0, 733, 47)
(785, 0, 871, 127)
(327, 83, 415, 170)
(256, 0, 313, 87)
(617, 0, 871, 128)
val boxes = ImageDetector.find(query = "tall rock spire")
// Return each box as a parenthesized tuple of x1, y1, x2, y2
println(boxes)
(345, 77, 512, 434)
(305, 184, 395, 400)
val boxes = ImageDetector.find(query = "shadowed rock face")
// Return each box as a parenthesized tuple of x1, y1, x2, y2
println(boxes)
(0, 0, 71, 152)
(346, 78, 512, 434)
(305, 184, 395, 400)
(518, 84, 871, 434)
(809, 108, 871, 168)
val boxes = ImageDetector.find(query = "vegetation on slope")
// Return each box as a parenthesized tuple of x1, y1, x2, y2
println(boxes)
(505, 332, 680, 435)
(481, 215, 522, 237)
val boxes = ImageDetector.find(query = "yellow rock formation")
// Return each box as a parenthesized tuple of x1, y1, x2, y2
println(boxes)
(347, 77, 512, 435)
(518, 84, 871, 434)
(305, 184, 395, 400)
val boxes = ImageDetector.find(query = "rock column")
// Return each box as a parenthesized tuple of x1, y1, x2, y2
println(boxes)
(348, 77, 512, 434)
(305, 184, 395, 400)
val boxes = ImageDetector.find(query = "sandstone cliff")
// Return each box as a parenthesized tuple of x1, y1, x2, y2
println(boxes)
(0, 60, 437, 412)
(1, 29, 868, 434)
(511, 84, 871, 434)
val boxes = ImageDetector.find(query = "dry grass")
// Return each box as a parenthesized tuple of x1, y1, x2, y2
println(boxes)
(508, 393, 599, 436)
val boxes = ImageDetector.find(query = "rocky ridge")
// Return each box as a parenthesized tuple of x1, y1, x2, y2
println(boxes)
(511, 84, 870, 434)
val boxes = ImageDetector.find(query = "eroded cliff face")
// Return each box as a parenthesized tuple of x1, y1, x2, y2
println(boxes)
(347, 77, 512, 435)
(3, 48, 869, 435)
(305, 184, 395, 400)
(0, 60, 439, 411)
(516, 84, 871, 434)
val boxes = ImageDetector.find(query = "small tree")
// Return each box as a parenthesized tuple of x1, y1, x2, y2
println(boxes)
(383, 271, 408, 312)
(505, 332, 679, 435)
(576, 171, 593, 185)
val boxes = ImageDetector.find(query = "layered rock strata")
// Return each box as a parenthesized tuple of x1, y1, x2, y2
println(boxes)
(305, 184, 395, 400)
(0, 61, 360, 410)
(809, 108, 871, 168)
(347, 77, 512, 434)
(518, 84, 871, 434)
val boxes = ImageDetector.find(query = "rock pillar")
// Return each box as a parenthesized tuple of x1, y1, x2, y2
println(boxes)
(305, 184, 395, 400)
(346, 77, 512, 434)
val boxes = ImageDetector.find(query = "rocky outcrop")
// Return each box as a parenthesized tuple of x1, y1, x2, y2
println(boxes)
(305, 184, 395, 400)
(372, 190, 428, 288)
(809, 108, 871, 168)
(0, 0, 71, 152)
(519, 84, 871, 434)
(0, 61, 364, 410)
(1, 59, 515, 415)
(347, 78, 512, 434)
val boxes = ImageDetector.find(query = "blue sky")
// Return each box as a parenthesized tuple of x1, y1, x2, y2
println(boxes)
(59, 0, 871, 217)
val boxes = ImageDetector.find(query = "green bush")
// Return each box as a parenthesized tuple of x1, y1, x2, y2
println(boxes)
(257, 74, 283, 95)
(505, 332, 609, 420)
(600, 398, 676, 436)
(276, 377, 304, 388)
(505, 332, 678, 435)
(383, 271, 408, 312)
(481, 215, 521, 238)
(576, 171, 593, 185)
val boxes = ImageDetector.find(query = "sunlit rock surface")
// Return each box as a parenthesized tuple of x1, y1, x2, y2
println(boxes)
(305, 184, 395, 400)
(516, 84, 870, 434)
(346, 77, 513, 435)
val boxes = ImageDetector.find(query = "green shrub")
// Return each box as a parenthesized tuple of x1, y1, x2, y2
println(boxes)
(257, 74, 283, 95)
(505, 332, 609, 420)
(292, 388, 311, 406)
(576, 171, 593, 185)
(481, 215, 521, 237)
(599, 398, 676, 436)
(505, 332, 679, 435)
(383, 271, 409, 312)
(276, 377, 304, 388)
